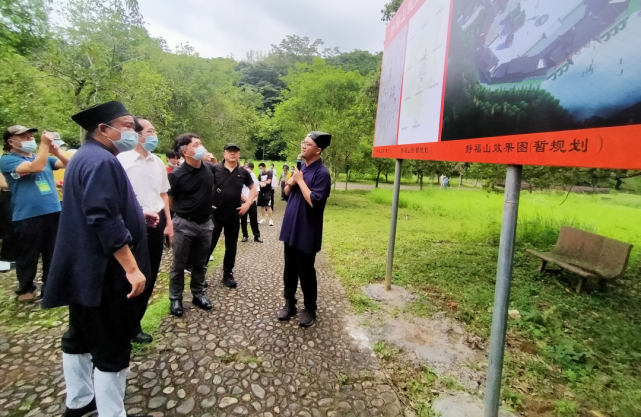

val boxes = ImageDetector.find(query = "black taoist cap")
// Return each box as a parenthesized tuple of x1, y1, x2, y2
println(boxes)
(307, 131, 331, 150)
(71, 101, 130, 131)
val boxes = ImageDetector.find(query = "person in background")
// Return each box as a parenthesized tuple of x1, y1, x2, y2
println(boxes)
(280, 165, 290, 201)
(269, 163, 278, 212)
(208, 143, 256, 288)
(117, 116, 173, 344)
(166, 151, 180, 174)
(167, 133, 216, 317)
(43, 101, 158, 417)
(0, 172, 12, 272)
(0, 125, 69, 302)
(257, 162, 274, 226)
(241, 162, 262, 243)
(278, 132, 332, 327)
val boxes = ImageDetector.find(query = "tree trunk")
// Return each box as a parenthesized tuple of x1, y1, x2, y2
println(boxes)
(459, 174, 463, 187)
(419, 175, 424, 190)
(385, 173, 388, 184)
(375, 170, 381, 188)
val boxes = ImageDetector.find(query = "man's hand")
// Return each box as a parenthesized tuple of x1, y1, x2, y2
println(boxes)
(126, 268, 146, 298)
(240, 194, 248, 203)
(143, 210, 160, 228)
(164, 220, 174, 247)
(49, 141, 61, 156)
(206, 153, 218, 164)
(291, 169, 304, 185)
(237, 201, 252, 216)
(286, 170, 297, 187)
(40, 131, 54, 146)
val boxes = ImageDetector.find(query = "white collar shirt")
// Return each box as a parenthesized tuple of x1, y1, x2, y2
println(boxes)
(242, 172, 259, 202)
(270, 168, 278, 187)
(117, 150, 170, 213)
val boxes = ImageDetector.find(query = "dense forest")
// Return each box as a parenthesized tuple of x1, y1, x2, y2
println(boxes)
(1, 0, 638, 190)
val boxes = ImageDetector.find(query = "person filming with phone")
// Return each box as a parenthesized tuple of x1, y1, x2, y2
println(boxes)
(0, 125, 69, 302)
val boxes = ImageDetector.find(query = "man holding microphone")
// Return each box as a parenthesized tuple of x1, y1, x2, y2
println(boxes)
(278, 132, 332, 327)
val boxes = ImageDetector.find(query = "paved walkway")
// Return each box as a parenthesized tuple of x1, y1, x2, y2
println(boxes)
(0, 200, 402, 417)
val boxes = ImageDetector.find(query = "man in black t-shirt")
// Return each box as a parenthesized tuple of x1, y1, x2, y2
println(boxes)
(167, 133, 216, 317)
(208, 143, 256, 288)
(257, 162, 274, 226)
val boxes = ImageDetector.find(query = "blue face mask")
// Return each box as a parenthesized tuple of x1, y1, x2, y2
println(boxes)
(17, 139, 37, 153)
(104, 125, 138, 153)
(192, 146, 206, 161)
(142, 135, 158, 152)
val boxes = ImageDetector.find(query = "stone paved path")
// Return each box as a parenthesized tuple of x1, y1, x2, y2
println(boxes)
(0, 200, 403, 417)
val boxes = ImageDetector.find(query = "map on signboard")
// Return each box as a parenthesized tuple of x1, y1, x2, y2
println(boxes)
(441, 0, 641, 141)
(397, 0, 451, 145)
(374, 26, 408, 147)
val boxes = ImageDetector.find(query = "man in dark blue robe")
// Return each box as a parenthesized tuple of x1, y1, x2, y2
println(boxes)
(43, 101, 156, 417)
(278, 131, 332, 328)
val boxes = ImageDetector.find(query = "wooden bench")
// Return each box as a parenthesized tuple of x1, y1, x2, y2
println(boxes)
(526, 226, 632, 293)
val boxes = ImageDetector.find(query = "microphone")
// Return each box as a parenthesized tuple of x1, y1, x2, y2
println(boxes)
(296, 154, 302, 171)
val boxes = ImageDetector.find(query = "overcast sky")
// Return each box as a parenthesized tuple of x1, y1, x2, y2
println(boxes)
(137, 0, 388, 59)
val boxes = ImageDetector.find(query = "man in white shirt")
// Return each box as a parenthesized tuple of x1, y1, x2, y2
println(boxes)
(117, 116, 173, 344)
(241, 162, 262, 243)
(269, 163, 278, 212)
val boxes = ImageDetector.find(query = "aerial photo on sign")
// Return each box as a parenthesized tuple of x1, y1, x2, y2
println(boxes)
(374, 0, 641, 169)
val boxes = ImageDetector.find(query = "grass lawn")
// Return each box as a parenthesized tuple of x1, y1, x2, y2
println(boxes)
(323, 189, 641, 416)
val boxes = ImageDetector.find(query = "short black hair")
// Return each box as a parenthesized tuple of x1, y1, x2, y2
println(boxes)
(247, 162, 254, 169)
(133, 116, 150, 133)
(258, 162, 266, 168)
(85, 117, 117, 141)
(282, 164, 289, 169)
(174, 133, 200, 156)
(165, 151, 178, 159)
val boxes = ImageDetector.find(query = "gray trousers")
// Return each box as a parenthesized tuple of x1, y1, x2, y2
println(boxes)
(169, 216, 213, 300)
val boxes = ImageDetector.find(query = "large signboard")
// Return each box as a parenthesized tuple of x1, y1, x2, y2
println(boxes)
(374, 0, 641, 169)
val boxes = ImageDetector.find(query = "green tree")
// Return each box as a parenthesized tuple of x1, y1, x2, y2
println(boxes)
(272, 58, 367, 183)
(326, 50, 382, 76)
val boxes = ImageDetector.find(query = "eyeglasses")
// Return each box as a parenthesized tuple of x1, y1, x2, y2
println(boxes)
(301, 141, 316, 148)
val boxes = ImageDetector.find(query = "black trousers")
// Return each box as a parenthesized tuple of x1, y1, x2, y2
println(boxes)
(13, 212, 60, 295)
(283, 242, 318, 311)
(132, 211, 166, 336)
(61, 296, 137, 373)
(209, 218, 241, 276)
(271, 189, 275, 210)
(241, 203, 260, 238)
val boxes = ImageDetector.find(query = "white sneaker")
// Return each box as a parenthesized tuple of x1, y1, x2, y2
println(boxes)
(209, 256, 214, 262)
(0, 261, 10, 272)
(184, 269, 191, 275)
(259, 219, 266, 225)
(269, 220, 274, 226)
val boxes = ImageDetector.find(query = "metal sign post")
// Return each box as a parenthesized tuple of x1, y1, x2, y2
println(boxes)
(484, 165, 523, 417)
(385, 159, 403, 291)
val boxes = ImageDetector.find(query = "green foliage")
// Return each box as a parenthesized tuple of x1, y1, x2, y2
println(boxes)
(373, 341, 399, 361)
(381, 0, 405, 22)
(272, 58, 367, 180)
(325, 50, 382, 76)
(324, 190, 641, 415)
(0, 0, 261, 152)
(348, 292, 379, 314)
(554, 400, 579, 417)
